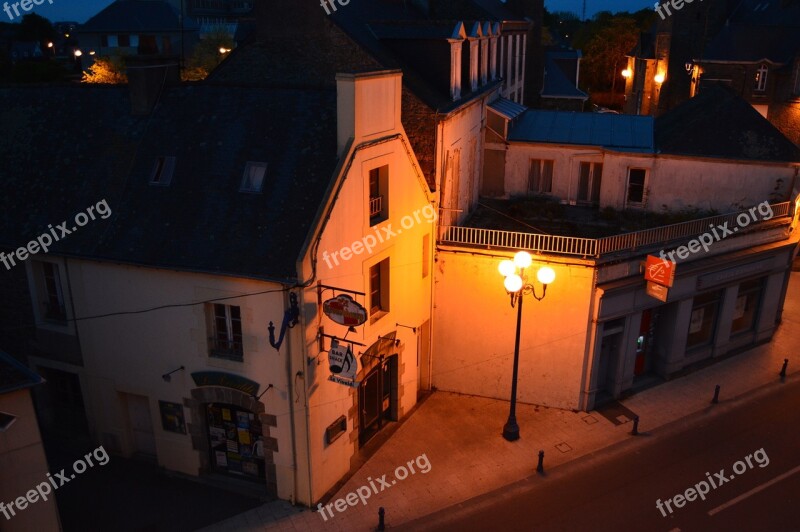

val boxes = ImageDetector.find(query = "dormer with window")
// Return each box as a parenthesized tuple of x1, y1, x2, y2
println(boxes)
(489, 22, 500, 81)
(369, 165, 389, 226)
(240, 162, 267, 193)
(754, 63, 768, 93)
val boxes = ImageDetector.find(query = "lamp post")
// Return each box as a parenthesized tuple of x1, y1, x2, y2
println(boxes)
(498, 251, 555, 441)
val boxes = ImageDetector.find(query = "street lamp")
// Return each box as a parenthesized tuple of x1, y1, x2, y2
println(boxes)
(621, 68, 632, 79)
(497, 251, 555, 442)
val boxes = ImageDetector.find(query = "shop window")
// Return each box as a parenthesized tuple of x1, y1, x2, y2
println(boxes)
(207, 404, 265, 481)
(207, 304, 243, 361)
(687, 291, 721, 349)
(731, 278, 763, 335)
(528, 159, 554, 194)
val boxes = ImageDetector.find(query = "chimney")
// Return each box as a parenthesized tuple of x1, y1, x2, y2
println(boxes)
(125, 56, 181, 116)
(336, 70, 403, 157)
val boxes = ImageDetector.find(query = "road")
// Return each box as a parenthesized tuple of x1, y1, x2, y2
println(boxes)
(399, 377, 800, 532)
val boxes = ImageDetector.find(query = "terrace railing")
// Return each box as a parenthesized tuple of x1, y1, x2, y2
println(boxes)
(439, 202, 791, 259)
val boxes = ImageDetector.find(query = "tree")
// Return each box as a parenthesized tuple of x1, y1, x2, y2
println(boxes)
(16, 13, 56, 43)
(580, 17, 640, 93)
(82, 56, 127, 84)
(183, 30, 234, 81)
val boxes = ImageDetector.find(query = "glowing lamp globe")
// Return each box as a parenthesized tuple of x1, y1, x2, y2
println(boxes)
(498, 260, 516, 277)
(504, 274, 523, 293)
(537, 266, 556, 285)
(654, 73, 665, 84)
(513, 251, 532, 269)
(621, 69, 632, 78)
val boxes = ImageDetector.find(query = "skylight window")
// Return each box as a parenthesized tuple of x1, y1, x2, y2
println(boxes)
(240, 162, 267, 193)
(150, 156, 176, 186)
(0, 411, 17, 432)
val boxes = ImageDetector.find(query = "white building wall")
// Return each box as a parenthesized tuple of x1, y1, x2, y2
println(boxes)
(432, 251, 594, 410)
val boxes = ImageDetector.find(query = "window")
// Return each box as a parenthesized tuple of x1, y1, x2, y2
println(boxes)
(150, 156, 176, 186)
(208, 304, 243, 361)
(107, 35, 118, 48)
(130, 35, 139, 48)
(577, 162, 603, 203)
(41, 262, 66, 322)
(240, 162, 266, 193)
(528, 159, 554, 194)
(627, 168, 647, 205)
(139, 35, 158, 55)
(687, 291, 721, 349)
(731, 279, 762, 335)
(369, 165, 389, 225)
(754, 64, 768, 92)
(118, 34, 130, 47)
(369, 258, 390, 319)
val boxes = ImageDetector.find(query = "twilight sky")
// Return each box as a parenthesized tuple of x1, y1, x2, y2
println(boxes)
(27, 0, 655, 24)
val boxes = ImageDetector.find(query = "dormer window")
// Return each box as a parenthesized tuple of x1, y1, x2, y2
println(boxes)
(754, 64, 768, 92)
(150, 156, 175, 186)
(240, 162, 266, 193)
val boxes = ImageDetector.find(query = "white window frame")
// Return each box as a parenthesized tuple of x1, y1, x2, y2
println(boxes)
(626, 168, 648, 207)
(754, 64, 768, 92)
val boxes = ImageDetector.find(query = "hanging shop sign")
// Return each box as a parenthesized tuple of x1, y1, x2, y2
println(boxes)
(328, 339, 359, 388)
(323, 295, 368, 327)
(646, 281, 669, 303)
(191, 371, 260, 396)
(644, 255, 675, 287)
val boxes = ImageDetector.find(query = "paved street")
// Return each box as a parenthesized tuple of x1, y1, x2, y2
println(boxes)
(401, 376, 800, 531)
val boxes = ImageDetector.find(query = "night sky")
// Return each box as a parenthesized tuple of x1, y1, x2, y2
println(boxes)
(28, 0, 655, 24)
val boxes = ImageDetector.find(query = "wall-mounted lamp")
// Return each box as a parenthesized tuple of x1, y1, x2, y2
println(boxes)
(621, 68, 632, 79)
(685, 62, 693, 73)
(253, 383, 274, 400)
(268, 292, 300, 351)
(654, 73, 665, 84)
(162, 366, 185, 382)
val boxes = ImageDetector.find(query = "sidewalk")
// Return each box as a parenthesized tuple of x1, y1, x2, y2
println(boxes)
(200, 272, 800, 532)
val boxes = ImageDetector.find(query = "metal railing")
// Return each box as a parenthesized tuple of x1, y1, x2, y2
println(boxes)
(208, 337, 243, 361)
(369, 196, 383, 218)
(439, 202, 791, 258)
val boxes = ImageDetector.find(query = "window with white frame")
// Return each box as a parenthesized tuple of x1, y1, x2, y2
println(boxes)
(627, 168, 647, 205)
(240, 162, 266, 193)
(40, 261, 67, 322)
(528, 159, 554, 194)
(208, 304, 243, 361)
(577, 162, 603, 203)
(369, 165, 389, 226)
(754, 63, 768, 92)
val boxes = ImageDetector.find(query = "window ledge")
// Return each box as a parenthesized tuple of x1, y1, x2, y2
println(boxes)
(370, 310, 388, 325)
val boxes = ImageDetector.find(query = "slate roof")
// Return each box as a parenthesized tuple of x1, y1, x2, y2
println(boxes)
(488, 97, 527, 120)
(81, 0, 199, 33)
(0, 85, 338, 282)
(509, 110, 655, 152)
(699, 0, 800, 64)
(541, 50, 588, 100)
(655, 83, 800, 162)
(0, 350, 42, 394)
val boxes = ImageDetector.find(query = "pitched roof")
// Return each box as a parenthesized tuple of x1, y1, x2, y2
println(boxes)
(81, 0, 199, 33)
(0, 350, 42, 394)
(509, 110, 654, 152)
(541, 50, 588, 100)
(0, 85, 338, 282)
(655, 83, 800, 162)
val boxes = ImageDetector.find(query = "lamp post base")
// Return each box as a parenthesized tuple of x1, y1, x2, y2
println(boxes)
(502, 420, 520, 441)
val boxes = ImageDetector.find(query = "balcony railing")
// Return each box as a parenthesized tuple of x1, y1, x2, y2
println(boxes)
(208, 337, 243, 361)
(369, 196, 383, 218)
(439, 202, 792, 259)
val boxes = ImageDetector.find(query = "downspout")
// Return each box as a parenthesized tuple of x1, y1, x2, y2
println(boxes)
(282, 286, 301, 505)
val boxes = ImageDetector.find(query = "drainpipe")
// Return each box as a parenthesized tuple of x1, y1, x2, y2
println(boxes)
(282, 286, 300, 505)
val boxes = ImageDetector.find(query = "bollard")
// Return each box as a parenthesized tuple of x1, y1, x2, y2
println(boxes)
(711, 384, 720, 404)
(630, 415, 640, 436)
(377, 507, 385, 531)
(536, 450, 544, 473)
(780, 358, 788, 378)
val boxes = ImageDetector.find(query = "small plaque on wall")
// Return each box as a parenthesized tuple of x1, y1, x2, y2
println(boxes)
(159, 400, 186, 434)
(325, 416, 347, 445)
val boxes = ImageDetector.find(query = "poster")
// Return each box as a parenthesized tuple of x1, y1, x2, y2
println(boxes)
(222, 408, 232, 421)
(158, 401, 186, 434)
(209, 427, 226, 447)
(237, 428, 251, 445)
(226, 439, 239, 453)
(215, 451, 228, 467)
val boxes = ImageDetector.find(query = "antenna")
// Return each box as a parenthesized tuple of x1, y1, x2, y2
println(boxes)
(582, 0, 587, 21)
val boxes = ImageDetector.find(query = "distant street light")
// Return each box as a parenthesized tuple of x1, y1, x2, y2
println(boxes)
(73, 50, 82, 57)
(621, 68, 632, 79)
(219, 47, 231, 54)
(497, 251, 555, 442)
